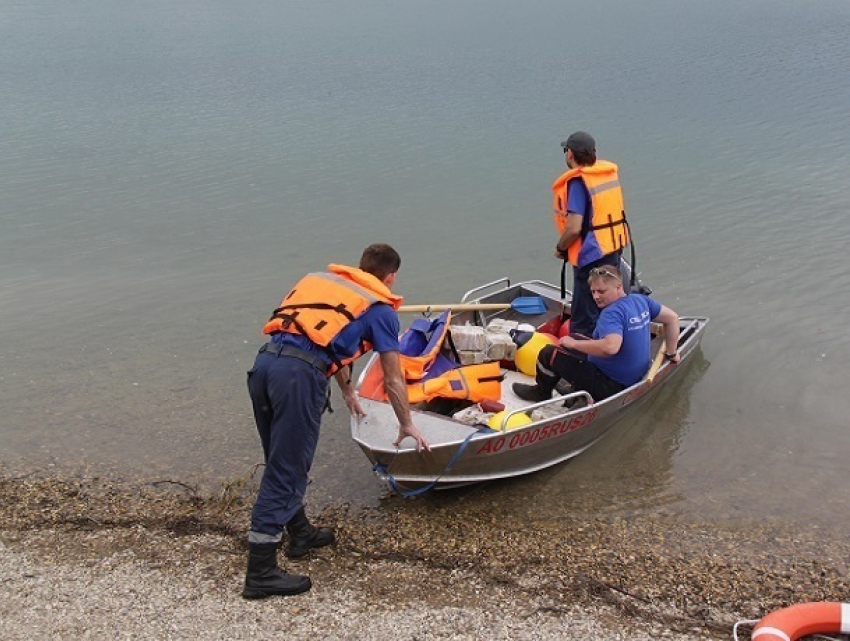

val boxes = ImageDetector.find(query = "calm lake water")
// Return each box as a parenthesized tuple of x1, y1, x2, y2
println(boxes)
(2, 0, 849, 530)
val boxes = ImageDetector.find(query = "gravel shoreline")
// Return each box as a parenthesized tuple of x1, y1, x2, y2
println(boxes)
(1, 531, 698, 640)
(3, 474, 848, 640)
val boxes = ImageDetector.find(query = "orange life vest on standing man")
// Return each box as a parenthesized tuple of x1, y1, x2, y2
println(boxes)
(551, 160, 629, 267)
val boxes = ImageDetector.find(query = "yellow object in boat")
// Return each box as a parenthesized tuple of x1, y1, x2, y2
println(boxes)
(514, 332, 557, 376)
(487, 410, 532, 431)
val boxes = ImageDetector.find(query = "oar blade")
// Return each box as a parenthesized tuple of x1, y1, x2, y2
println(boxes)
(511, 296, 547, 315)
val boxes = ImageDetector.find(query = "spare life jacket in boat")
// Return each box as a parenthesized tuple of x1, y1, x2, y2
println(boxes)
(406, 361, 504, 404)
(398, 309, 457, 383)
(263, 264, 403, 376)
(551, 160, 629, 267)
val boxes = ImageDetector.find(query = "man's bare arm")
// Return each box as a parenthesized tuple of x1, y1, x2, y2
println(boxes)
(379, 351, 430, 451)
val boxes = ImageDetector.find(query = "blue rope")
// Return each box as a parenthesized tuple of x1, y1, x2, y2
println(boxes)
(372, 427, 487, 497)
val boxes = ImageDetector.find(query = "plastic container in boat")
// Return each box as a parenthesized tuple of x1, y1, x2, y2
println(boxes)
(487, 410, 532, 431)
(512, 331, 557, 376)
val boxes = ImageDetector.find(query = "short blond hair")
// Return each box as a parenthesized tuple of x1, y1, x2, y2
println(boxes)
(587, 266, 622, 284)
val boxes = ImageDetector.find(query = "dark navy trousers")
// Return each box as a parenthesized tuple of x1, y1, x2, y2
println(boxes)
(247, 351, 328, 540)
(535, 343, 625, 403)
(569, 253, 620, 337)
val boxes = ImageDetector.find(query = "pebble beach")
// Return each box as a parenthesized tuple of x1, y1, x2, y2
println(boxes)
(3, 473, 849, 640)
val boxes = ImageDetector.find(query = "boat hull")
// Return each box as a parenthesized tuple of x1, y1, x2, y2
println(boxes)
(351, 278, 708, 492)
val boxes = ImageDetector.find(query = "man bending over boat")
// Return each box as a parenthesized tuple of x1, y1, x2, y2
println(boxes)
(243, 243, 430, 599)
(512, 266, 680, 404)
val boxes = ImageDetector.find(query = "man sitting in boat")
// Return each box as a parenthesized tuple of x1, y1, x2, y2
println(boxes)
(512, 266, 680, 404)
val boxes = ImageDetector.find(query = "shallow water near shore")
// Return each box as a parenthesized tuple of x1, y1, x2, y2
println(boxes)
(3, 0, 850, 540)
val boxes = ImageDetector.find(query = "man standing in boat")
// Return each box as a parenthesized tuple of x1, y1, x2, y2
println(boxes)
(243, 243, 430, 599)
(552, 131, 631, 337)
(513, 266, 680, 403)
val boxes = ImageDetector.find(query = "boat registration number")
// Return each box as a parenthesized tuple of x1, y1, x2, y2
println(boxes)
(475, 408, 600, 455)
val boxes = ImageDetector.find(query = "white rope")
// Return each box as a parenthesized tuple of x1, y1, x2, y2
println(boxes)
(733, 619, 760, 641)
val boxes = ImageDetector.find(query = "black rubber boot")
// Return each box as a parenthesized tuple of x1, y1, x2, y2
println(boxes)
(242, 542, 311, 599)
(285, 507, 336, 559)
(512, 382, 552, 403)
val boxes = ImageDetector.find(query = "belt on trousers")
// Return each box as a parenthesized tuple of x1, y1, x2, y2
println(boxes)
(258, 343, 328, 374)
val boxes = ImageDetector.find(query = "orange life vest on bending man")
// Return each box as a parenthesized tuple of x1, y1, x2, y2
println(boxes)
(551, 160, 629, 267)
(262, 264, 403, 375)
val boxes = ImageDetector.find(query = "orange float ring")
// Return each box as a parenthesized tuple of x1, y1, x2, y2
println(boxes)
(752, 602, 850, 640)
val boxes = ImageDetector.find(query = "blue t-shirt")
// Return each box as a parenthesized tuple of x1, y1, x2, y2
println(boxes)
(589, 294, 662, 387)
(273, 303, 400, 366)
(566, 177, 590, 218)
(566, 176, 607, 267)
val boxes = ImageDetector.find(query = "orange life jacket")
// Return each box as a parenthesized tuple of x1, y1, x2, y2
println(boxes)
(406, 361, 503, 404)
(551, 160, 629, 267)
(263, 264, 403, 375)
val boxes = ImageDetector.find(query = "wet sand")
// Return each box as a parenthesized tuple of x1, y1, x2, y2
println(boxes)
(3, 473, 848, 639)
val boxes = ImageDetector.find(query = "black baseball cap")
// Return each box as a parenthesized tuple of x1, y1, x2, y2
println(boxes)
(560, 131, 596, 154)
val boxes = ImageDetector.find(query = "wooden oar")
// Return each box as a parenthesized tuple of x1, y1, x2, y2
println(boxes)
(399, 296, 547, 315)
(645, 343, 667, 383)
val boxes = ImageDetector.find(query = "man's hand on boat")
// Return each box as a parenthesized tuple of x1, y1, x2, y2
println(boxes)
(394, 422, 431, 453)
(341, 389, 366, 418)
(335, 368, 367, 418)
